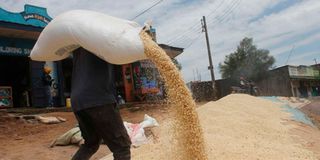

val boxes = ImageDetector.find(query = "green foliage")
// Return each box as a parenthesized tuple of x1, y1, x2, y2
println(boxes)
(219, 37, 275, 81)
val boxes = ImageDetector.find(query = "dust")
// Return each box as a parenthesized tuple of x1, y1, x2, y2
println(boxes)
(139, 31, 208, 160)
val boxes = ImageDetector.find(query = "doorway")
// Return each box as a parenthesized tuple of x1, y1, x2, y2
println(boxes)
(0, 55, 30, 107)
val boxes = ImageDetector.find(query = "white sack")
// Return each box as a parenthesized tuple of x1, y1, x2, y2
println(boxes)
(140, 114, 159, 128)
(35, 116, 66, 124)
(31, 10, 147, 64)
(123, 122, 148, 147)
(123, 114, 159, 147)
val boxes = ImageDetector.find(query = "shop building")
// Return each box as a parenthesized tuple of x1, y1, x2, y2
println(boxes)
(257, 65, 320, 97)
(0, 4, 184, 108)
(191, 65, 320, 100)
(121, 43, 183, 102)
(0, 4, 66, 108)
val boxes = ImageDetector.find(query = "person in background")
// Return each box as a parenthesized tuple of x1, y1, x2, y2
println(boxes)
(42, 66, 53, 107)
(71, 47, 131, 160)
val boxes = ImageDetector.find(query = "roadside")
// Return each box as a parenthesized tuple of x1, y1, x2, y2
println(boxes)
(1, 97, 319, 160)
(0, 103, 169, 160)
(300, 98, 320, 129)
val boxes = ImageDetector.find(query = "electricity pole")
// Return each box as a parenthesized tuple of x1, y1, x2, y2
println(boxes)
(201, 16, 216, 99)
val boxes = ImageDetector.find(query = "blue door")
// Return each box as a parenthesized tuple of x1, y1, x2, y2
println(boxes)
(30, 61, 48, 107)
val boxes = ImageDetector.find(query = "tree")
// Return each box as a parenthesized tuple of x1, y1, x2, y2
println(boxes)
(219, 37, 275, 82)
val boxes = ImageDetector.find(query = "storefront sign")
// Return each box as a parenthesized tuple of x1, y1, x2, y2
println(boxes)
(22, 13, 50, 24)
(0, 46, 31, 56)
(288, 66, 320, 78)
(0, 4, 52, 28)
(0, 37, 35, 56)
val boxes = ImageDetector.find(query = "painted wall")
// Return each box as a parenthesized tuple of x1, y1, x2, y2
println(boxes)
(257, 67, 293, 96)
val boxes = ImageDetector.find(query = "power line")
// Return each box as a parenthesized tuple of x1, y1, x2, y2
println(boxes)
(177, 31, 202, 48)
(169, 28, 202, 46)
(205, 0, 240, 27)
(167, 24, 201, 44)
(131, 0, 164, 20)
(206, 0, 241, 27)
(166, 23, 202, 44)
(167, 0, 241, 47)
(164, 0, 242, 50)
(184, 34, 202, 49)
(207, 0, 232, 17)
(285, 45, 295, 65)
(165, 0, 227, 44)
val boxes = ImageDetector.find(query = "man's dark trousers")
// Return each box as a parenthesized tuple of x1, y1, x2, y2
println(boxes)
(71, 104, 131, 160)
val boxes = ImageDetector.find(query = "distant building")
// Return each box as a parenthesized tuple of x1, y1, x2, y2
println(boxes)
(186, 81, 215, 101)
(257, 65, 320, 97)
(0, 4, 57, 108)
(189, 65, 320, 101)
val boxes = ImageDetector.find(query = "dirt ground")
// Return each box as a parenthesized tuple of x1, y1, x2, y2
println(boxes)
(301, 100, 320, 129)
(1, 99, 320, 160)
(0, 103, 170, 160)
(297, 99, 320, 158)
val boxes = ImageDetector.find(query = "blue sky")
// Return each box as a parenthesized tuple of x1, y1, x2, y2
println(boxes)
(2, 0, 320, 82)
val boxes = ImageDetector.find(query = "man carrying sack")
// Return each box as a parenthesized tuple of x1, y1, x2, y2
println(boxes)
(30, 10, 150, 160)
(71, 47, 131, 160)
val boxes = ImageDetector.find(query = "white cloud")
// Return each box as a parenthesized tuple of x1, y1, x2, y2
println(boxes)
(289, 50, 319, 63)
(173, 0, 320, 81)
(270, 31, 320, 56)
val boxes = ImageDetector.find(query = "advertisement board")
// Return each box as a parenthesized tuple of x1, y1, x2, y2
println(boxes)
(288, 66, 319, 78)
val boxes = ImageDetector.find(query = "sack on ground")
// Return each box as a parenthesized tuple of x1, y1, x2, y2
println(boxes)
(124, 114, 159, 147)
(50, 127, 82, 147)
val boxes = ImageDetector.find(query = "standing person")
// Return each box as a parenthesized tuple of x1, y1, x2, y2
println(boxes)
(71, 47, 131, 160)
(43, 66, 53, 107)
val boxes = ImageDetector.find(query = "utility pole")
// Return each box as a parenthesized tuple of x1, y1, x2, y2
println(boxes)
(201, 16, 216, 99)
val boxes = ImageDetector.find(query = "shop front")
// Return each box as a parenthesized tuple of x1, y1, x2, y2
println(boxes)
(289, 65, 320, 97)
(121, 43, 184, 102)
(0, 5, 184, 107)
(0, 4, 64, 108)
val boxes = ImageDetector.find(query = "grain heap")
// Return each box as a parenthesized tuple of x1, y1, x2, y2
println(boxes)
(131, 31, 319, 160)
(125, 94, 319, 160)
(198, 94, 317, 159)
(139, 31, 207, 160)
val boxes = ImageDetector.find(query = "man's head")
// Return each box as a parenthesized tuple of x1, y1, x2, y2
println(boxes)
(44, 66, 52, 74)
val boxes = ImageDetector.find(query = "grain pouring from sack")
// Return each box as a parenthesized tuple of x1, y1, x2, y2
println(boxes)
(139, 31, 208, 160)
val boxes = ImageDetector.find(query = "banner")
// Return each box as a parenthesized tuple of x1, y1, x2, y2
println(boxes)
(288, 66, 320, 78)
(0, 37, 35, 56)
